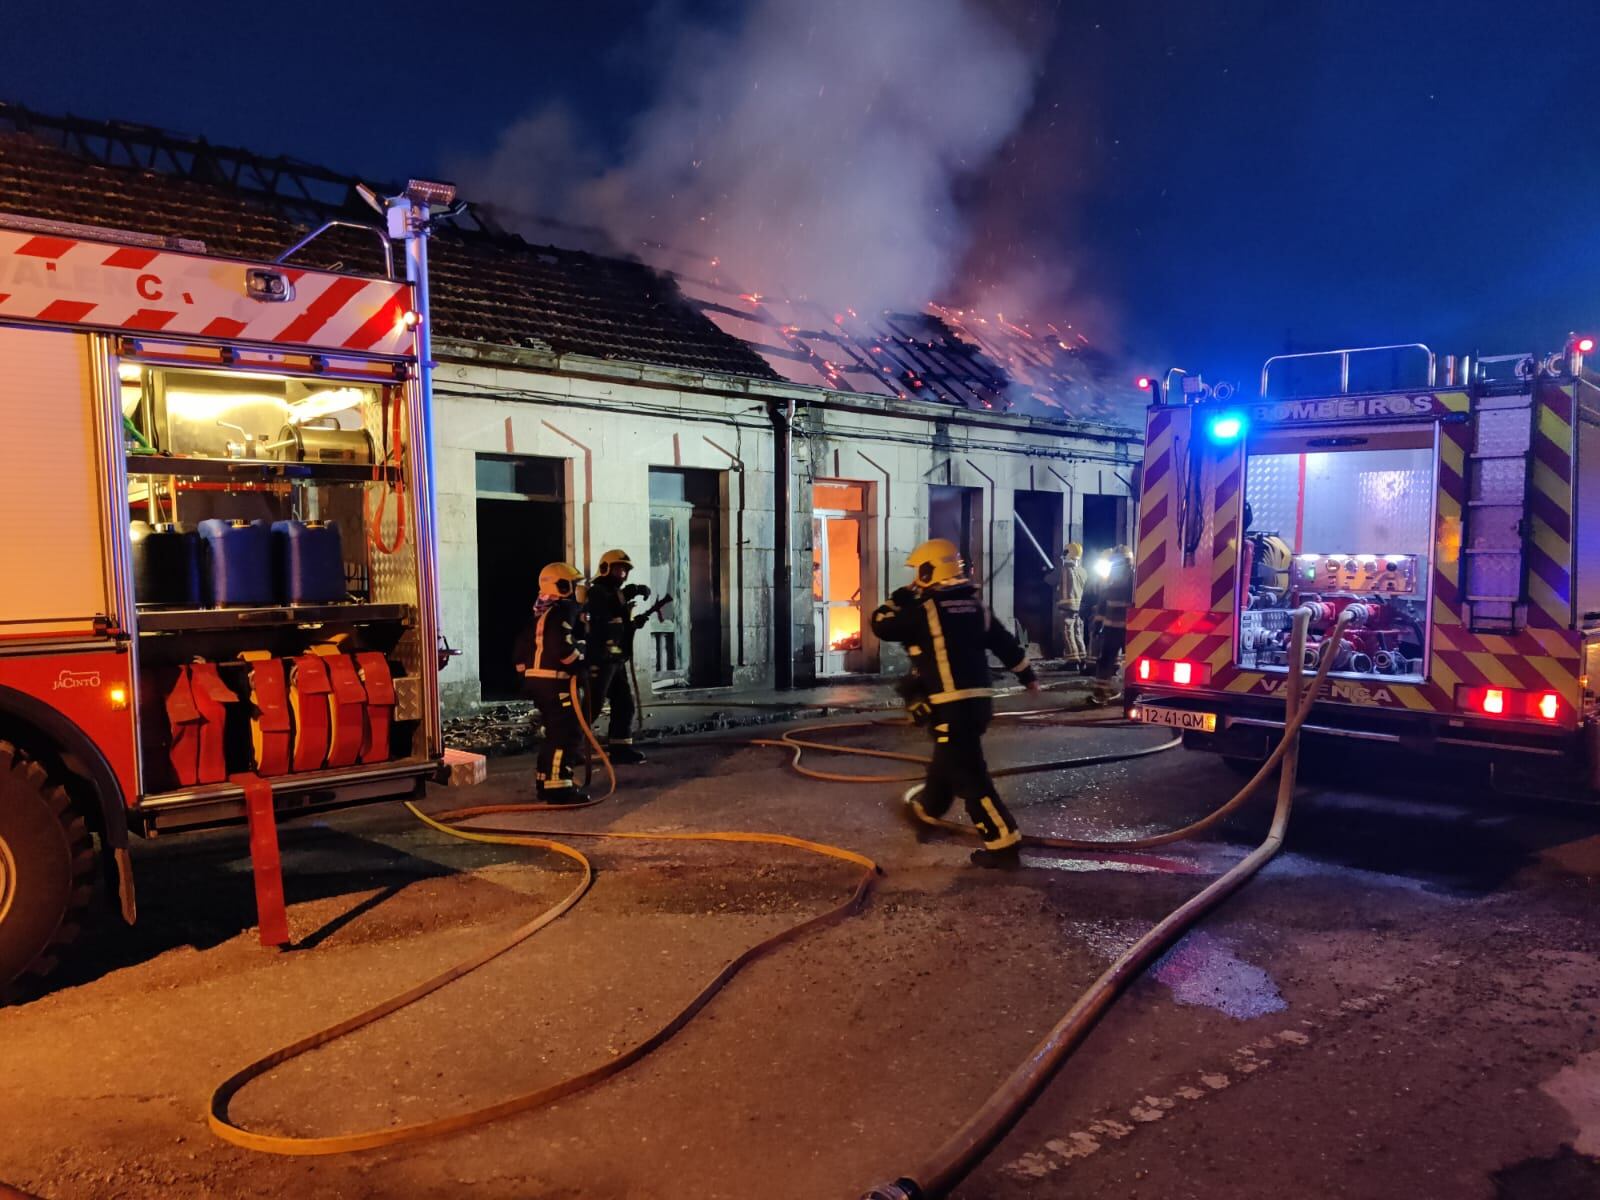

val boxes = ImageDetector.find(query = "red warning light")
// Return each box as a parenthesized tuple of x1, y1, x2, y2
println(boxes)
(1537, 692, 1560, 721)
(1137, 658, 1152, 681)
(1577, 336, 1596, 355)
(1135, 376, 1152, 391)
(1482, 688, 1506, 715)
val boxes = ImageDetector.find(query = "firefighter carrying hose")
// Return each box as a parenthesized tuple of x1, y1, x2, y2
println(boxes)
(1088, 544, 1135, 706)
(872, 538, 1040, 869)
(514, 562, 589, 803)
(584, 549, 651, 764)
(1057, 540, 1088, 671)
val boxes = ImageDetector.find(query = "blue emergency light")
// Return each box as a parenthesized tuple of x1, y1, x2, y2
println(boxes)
(1206, 411, 1247, 443)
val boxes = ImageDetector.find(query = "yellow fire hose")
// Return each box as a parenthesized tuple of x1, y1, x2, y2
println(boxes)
(207, 674, 879, 1155)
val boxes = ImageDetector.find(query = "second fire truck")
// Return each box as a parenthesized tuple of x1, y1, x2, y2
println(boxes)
(1126, 341, 1600, 796)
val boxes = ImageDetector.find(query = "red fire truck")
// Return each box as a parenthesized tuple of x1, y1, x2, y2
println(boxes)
(1125, 341, 1600, 794)
(0, 184, 455, 988)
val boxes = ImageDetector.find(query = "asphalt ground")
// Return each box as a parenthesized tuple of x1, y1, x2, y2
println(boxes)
(1, 692, 1598, 1199)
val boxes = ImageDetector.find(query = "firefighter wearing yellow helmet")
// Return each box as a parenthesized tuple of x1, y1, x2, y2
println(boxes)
(871, 538, 1039, 868)
(1057, 540, 1088, 670)
(583, 549, 656, 764)
(513, 562, 588, 802)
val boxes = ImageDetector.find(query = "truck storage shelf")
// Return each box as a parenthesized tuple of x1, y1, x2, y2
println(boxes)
(136, 602, 411, 632)
(126, 454, 398, 485)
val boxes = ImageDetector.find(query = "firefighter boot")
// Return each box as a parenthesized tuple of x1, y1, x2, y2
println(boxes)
(898, 791, 939, 843)
(537, 782, 591, 805)
(969, 845, 1022, 870)
(607, 742, 647, 765)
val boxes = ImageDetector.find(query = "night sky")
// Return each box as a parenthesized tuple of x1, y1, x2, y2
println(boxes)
(8, 0, 1598, 388)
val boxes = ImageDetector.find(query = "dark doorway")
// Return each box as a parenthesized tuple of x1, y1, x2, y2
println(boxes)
(648, 467, 725, 687)
(1081, 493, 1127, 565)
(476, 454, 565, 702)
(928, 484, 984, 582)
(1013, 491, 1064, 655)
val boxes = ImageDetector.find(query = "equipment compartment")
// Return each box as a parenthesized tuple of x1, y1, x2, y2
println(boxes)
(1238, 424, 1435, 682)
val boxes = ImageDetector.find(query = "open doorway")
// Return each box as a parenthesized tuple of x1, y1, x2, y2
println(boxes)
(812, 479, 870, 676)
(1081, 492, 1128, 567)
(648, 467, 726, 687)
(928, 484, 984, 582)
(1013, 490, 1064, 655)
(476, 454, 566, 701)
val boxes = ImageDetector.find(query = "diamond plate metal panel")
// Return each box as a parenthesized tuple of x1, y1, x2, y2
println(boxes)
(1302, 449, 1434, 553)
(1470, 455, 1526, 504)
(1467, 505, 1521, 550)
(1466, 552, 1522, 601)
(1474, 403, 1532, 457)
(1243, 452, 1299, 540)
(1246, 447, 1433, 554)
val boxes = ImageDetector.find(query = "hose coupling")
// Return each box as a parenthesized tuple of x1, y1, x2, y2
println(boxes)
(861, 1180, 924, 1200)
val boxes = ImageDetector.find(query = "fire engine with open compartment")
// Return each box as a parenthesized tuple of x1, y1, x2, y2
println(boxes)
(0, 183, 455, 988)
(1125, 341, 1600, 795)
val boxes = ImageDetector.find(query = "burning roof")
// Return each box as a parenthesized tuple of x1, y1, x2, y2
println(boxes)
(670, 267, 1141, 426)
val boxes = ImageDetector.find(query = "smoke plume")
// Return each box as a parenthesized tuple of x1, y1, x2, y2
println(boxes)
(464, 0, 1048, 316)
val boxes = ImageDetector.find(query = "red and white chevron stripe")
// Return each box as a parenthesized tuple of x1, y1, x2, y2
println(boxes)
(0, 230, 416, 356)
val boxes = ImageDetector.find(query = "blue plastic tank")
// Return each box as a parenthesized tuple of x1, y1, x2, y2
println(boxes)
(197, 519, 273, 607)
(272, 520, 346, 604)
(130, 521, 201, 607)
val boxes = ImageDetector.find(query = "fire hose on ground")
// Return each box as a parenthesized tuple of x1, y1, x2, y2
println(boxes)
(861, 607, 1342, 1199)
(207, 674, 877, 1154)
(207, 609, 1341, 1197)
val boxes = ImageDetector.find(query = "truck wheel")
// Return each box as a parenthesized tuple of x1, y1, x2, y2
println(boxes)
(0, 741, 95, 990)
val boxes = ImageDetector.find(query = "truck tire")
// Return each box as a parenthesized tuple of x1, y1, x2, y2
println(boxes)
(0, 741, 94, 991)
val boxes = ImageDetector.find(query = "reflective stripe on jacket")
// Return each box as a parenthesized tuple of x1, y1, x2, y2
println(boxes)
(870, 581, 1036, 703)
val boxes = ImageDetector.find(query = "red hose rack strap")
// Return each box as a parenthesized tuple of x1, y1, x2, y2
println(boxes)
(165, 667, 205, 787)
(288, 655, 334, 773)
(189, 663, 240, 785)
(234, 772, 290, 948)
(323, 654, 368, 768)
(354, 653, 395, 764)
(242, 657, 292, 777)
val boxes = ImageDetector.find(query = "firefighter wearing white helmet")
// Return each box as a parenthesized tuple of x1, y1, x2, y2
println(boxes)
(584, 549, 654, 764)
(871, 538, 1040, 869)
(513, 562, 588, 802)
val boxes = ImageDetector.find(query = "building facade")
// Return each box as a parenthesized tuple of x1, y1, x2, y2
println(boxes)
(431, 340, 1140, 713)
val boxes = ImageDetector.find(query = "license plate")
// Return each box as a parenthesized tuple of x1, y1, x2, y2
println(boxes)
(1136, 705, 1216, 733)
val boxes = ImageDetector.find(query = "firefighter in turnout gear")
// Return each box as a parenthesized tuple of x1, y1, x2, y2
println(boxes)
(584, 549, 650, 764)
(871, 538, 1040, 869)
(513, 562, 589, 802)
(1057, 540, 1089, 670)
(1089, 544, 1135, 706)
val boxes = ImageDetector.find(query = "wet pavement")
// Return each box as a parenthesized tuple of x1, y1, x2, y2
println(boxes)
(1, 691, 1597, 1199)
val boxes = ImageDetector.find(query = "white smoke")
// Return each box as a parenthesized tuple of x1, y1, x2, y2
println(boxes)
(464, 0, 1045, 315)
